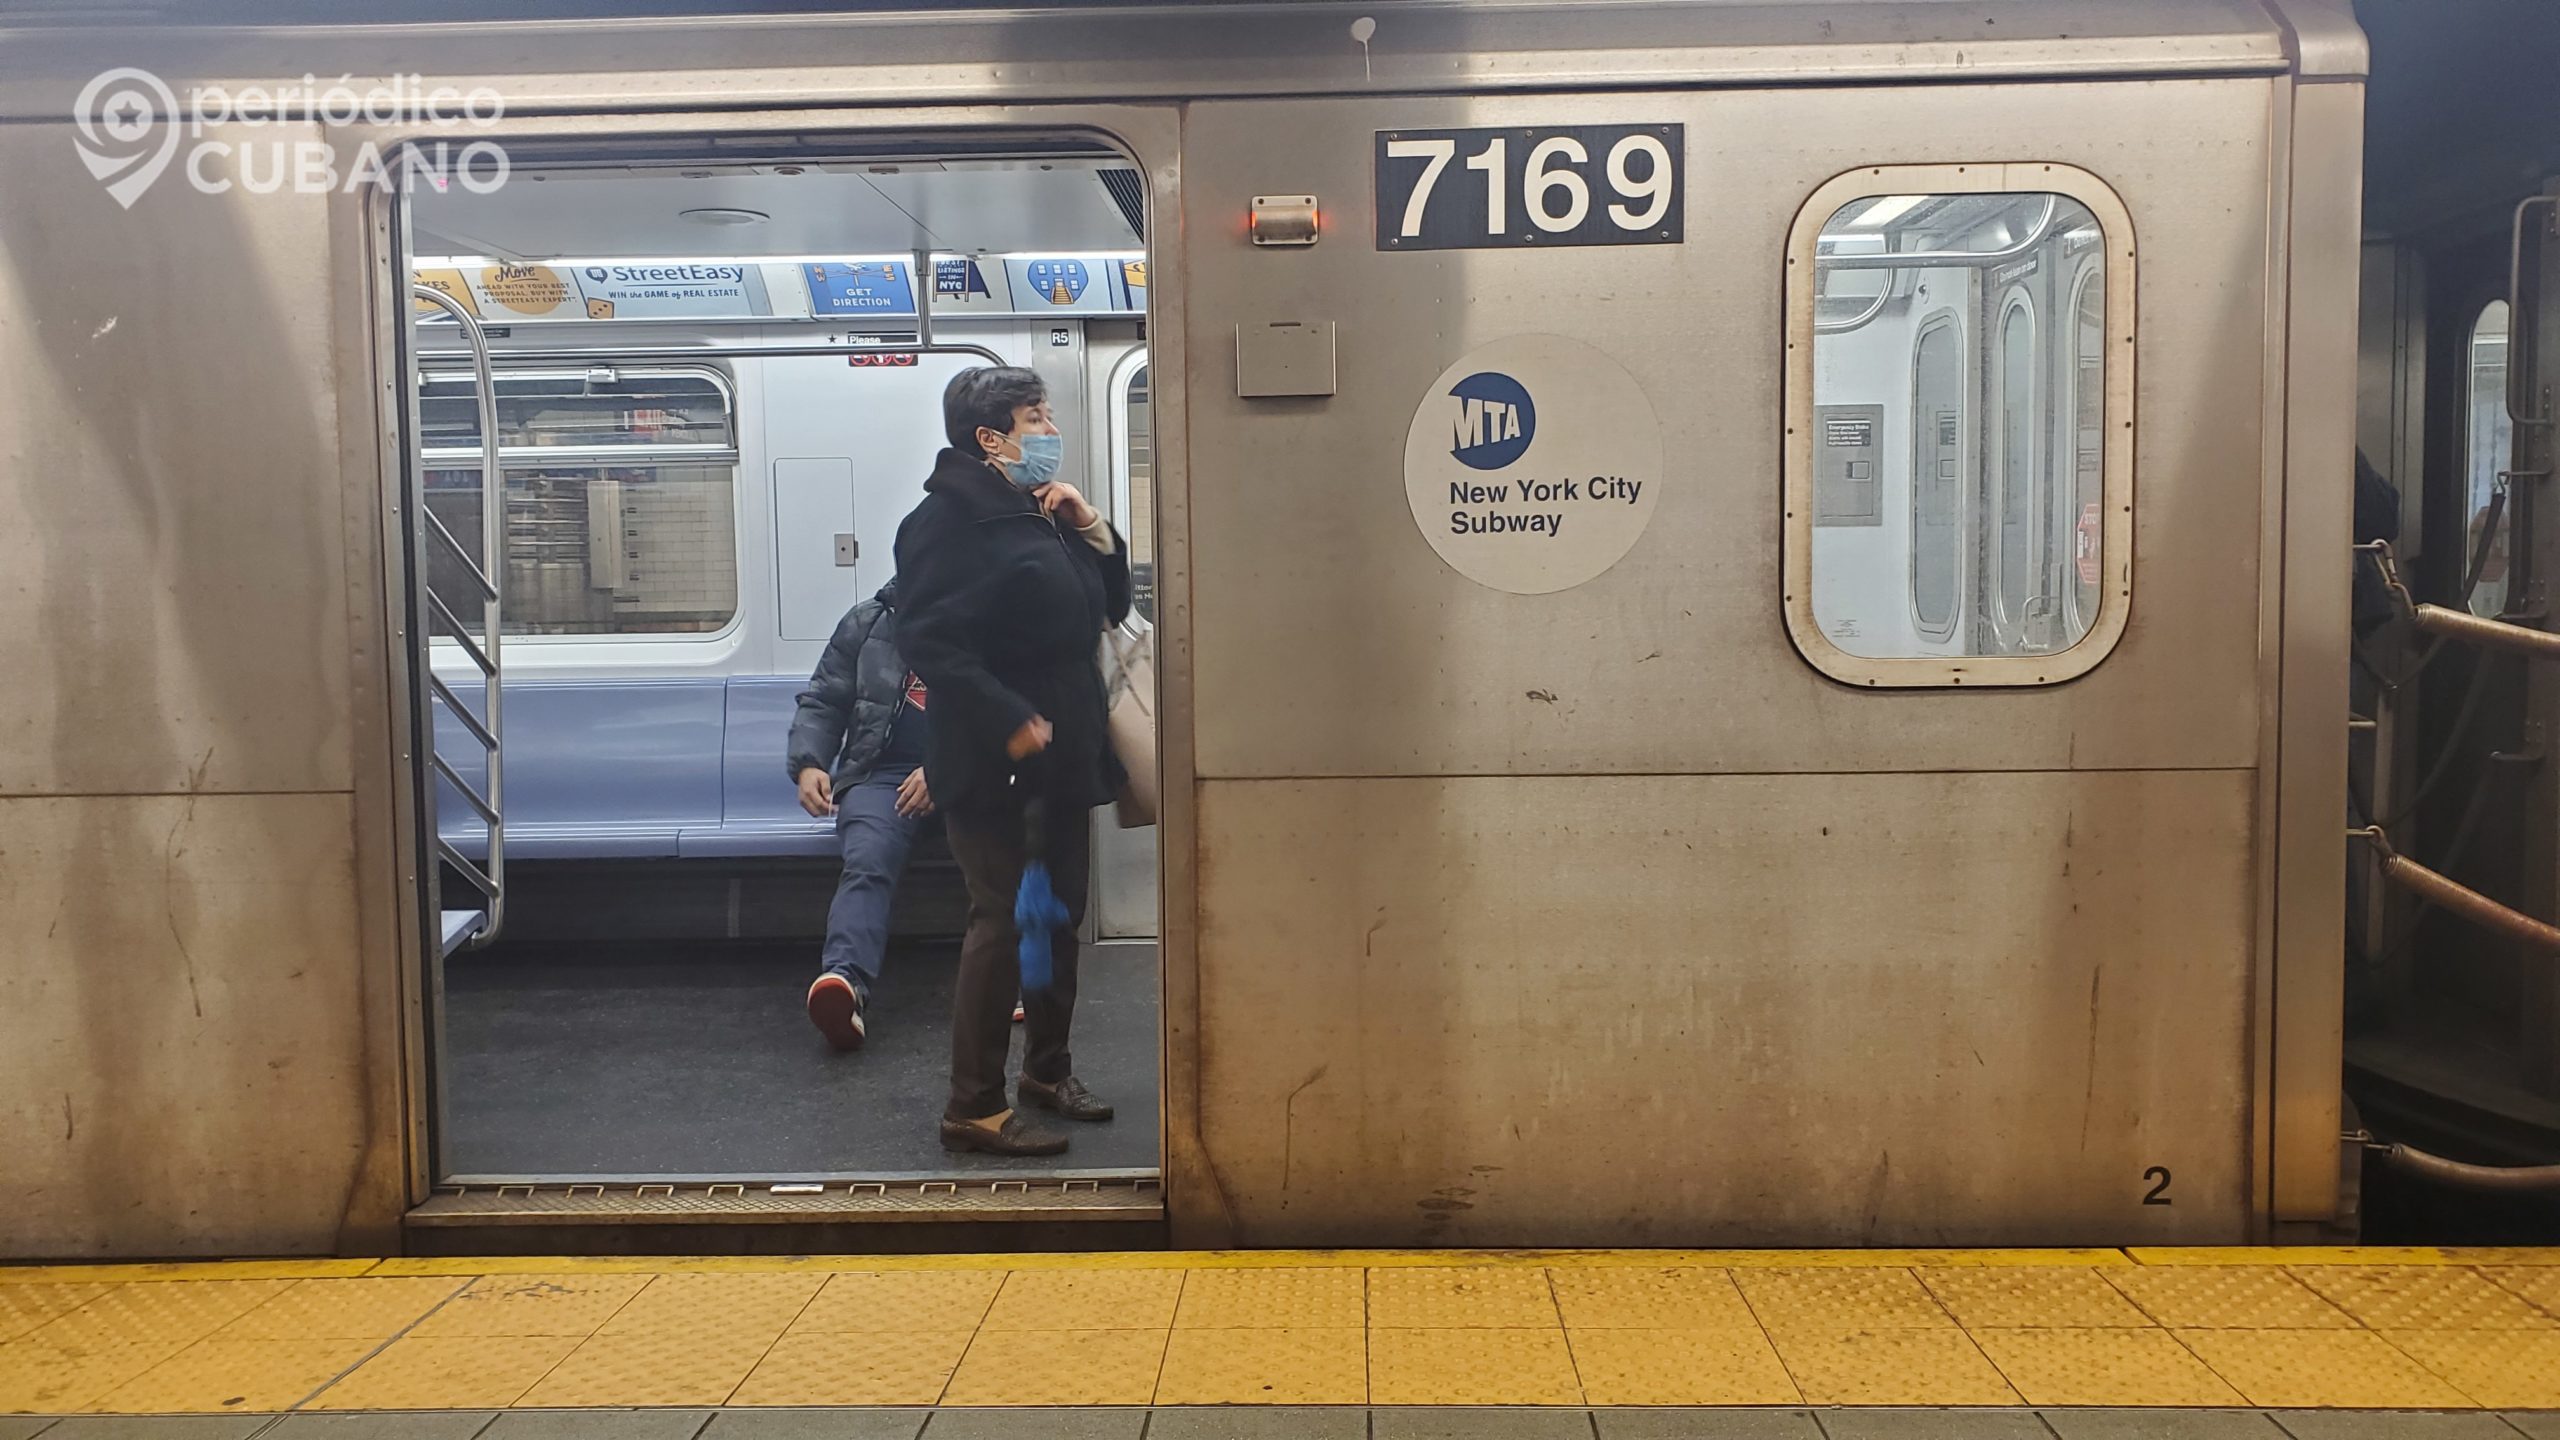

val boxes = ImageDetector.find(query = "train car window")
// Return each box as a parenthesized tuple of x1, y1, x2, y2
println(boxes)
(420, 369, 741, 638)
(2466, 301, 2512, 619)
(2066, 268, 2106, 634)
(1785, 167, 2133, 687)
(1992, 292, 2042, 649)
(1112, 355, 1157, 622)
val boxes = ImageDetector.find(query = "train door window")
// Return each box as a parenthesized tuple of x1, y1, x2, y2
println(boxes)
(1991, 292, 2043, 650)
(1910, 316, 1965, 642)
(2466, 300, 2512, 618)
(1784, 165, 2134, 686)
(1111, 352, 1156, 622)
(418, 368, 742, 637)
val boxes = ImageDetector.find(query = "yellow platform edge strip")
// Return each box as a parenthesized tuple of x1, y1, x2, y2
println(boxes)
(5, 1246, 2557, 1283)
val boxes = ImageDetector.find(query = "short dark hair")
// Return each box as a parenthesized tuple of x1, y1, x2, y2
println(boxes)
(942, 366, 1048, 454)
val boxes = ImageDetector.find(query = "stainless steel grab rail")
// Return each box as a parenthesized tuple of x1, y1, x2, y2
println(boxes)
(411, 284, 505, 951)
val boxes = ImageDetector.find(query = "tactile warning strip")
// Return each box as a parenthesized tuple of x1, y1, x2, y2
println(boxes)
(4, 1248, 2558, 1414)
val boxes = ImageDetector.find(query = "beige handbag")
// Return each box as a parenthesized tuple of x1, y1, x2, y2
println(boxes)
(1102, 617, 1158, 828)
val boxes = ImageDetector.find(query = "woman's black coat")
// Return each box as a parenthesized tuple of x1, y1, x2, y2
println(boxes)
(892, 446, 1132, 816)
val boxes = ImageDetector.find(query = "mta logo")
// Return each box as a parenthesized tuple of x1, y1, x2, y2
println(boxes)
(1448, 371, 1536, 471)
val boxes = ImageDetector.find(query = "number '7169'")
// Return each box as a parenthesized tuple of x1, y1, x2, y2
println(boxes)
(1375, 124, 1684, 251)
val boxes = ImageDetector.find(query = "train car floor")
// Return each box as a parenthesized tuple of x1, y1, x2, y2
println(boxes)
(438, 940, 1162, 1178)
(5, 1250, 2560, 1430)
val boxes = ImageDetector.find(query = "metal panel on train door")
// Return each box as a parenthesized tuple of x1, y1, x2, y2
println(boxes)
(774, 457, 860, 642)
(1177, 75, 2281, 1244)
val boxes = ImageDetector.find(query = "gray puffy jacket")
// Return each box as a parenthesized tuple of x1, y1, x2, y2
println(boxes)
(785, 582, 912, 793)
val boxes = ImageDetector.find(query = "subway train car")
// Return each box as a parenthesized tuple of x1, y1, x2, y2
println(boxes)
(1, 0, 2378, 1256)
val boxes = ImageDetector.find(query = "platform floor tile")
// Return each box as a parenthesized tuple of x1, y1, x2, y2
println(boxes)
(27, 1286, 296, 1356)
(938, 1330, 1169, 1407)
(594, 1277, 821, 1342)
(2038, 1410, 2286, 1439)
(27, 1420, 279, 1440)
(1369, 1410, 1593, 1440)
(2169, 1329, 2474, 1410)
(0, 1338, 191, 1414)
(977, 1273, 1181, 1334)
(789, 1274, 1002, 1335)
(1366, 1270, 1561, 1330)
(307, 1336, 583, 1410)
(726, 1330, 972, 1408)
(1758, 1326, 2020, 1407)
(1145, 1408, 1369, 1440)
(406, 1277, 648, 1340)
(2269, 1413, 2527, 1439)
(918, 1410, 1145, 1439)
(480, 1410, 714, 1439)
(1152, 1328, 1365, 1406)
(2288, 1267, 2560, 1331)
(1565, 1328, 1799, 1406)
(0, 1289, 112, 1345)
(1589, 1410, 1825, 1439)
(1731, 1272, 1954, 1333)
(262, 1412, 501, 1439)
(85, 1337, 379, 1414)
(1549, 1270, 1758, 1332)
(2381, 1327, 2560, 1408)
(2101, 1269, 2357, 1330)
(516, 1330, 782, 1409)
(698, 1408, 926, 1439)
(1172, 1270, 1366, 1330)
(213, 1281, 466, 1342)
(1817, 1410, 2053, 1439)
(1918, 1267, 2155, 1328)
(1366, 1328, 1582, 1406)
(2484, 1266, 2560, 1317)
(1968, 1327, 2248, 1407)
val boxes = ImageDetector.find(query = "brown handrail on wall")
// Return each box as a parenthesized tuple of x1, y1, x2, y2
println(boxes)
(2351, 827, 2560, 952)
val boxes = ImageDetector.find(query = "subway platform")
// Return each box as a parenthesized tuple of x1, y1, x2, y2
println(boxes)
(3, 1248, 2558, 1437)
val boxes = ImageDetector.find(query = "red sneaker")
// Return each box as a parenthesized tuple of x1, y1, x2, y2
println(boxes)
(807, 974, 866, 1051)
(1013, 1001, 1026, 1024)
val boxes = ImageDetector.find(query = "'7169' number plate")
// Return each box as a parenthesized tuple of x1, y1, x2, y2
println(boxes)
(1375, 124, 1683, 251)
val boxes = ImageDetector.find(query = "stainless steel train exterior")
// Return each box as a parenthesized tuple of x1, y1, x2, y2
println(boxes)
(0, 0, 2366, 1255)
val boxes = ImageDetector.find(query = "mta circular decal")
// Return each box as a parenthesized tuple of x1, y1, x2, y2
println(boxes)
(1447, 371, 1536, 470)
(1403, 334, 1662, 595)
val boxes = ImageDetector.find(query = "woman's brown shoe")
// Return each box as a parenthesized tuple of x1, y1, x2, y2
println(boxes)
(1018, 1075, 1115, 1122)
(938, 1110, 1068, 1157)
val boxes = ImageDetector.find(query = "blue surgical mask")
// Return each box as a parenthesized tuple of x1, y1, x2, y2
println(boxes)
(999, 431, 1064, 490)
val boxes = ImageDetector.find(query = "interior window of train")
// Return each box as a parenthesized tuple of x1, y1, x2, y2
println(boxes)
(1784, 168, 2133, 687)
(1112, 352, 1156, 623)
(418, 368, 742, 637)
(2466, 300, 2513, 619)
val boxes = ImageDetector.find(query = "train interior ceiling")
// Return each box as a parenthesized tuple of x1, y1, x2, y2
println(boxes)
(408, 143, 1164, 1187)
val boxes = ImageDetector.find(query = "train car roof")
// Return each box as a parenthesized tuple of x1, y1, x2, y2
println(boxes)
(0, 0, 2362, 119)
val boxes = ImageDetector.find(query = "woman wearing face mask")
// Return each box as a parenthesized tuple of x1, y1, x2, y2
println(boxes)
(893, 366, 1132, 1156)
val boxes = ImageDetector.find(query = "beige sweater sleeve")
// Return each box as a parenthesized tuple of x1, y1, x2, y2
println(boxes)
(1074, 511, 1115, 554)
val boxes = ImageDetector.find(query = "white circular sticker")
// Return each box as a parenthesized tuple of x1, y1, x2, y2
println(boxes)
(1403, 333, 1662, 595)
